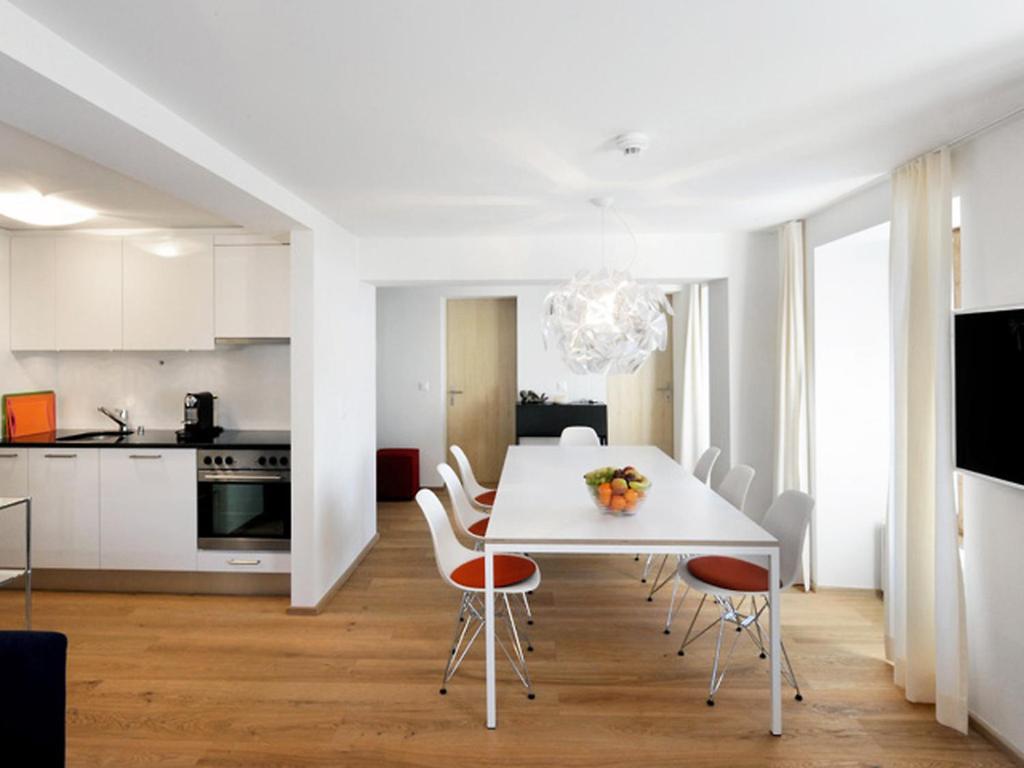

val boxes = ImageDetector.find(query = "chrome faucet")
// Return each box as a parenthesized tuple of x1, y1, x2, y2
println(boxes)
(98, 406, 132, 434)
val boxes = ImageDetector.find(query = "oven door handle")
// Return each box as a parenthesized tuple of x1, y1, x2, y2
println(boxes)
(198, 473, 287, 482)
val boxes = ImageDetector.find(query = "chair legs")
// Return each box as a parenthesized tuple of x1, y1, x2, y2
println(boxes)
(439, 591, 535, 699)
(676, 593, 803, 705)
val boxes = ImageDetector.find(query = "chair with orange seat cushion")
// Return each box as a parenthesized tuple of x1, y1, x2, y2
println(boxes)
(674, 490, 813, 706)
(449, 445, 496, 511)
(438, 463, 535, 625)
(415, 489, 540, 698)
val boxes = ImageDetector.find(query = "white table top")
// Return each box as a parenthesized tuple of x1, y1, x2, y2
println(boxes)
(487, 446, 777, 549)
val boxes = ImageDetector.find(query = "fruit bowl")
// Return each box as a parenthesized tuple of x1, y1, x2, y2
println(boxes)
(583, 465, 651, 516)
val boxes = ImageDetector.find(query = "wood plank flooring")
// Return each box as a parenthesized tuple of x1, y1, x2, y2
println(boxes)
(0, 498, 1014, 767)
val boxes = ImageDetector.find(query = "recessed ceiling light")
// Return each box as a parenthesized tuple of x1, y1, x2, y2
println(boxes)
(0, 189, 97, 226)
(137, 237, 207, 259)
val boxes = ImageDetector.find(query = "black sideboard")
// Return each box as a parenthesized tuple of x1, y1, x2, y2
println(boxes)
(515, 403, 608, 444)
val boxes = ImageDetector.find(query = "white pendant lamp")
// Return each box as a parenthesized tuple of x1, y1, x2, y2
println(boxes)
(543, 199, 672, 375)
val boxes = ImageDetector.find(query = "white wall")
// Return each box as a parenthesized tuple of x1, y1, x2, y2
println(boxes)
(812, 223, 890, 589)
(367, 232, 779, 518)
(290, 227, 377, 610)
(953, 113, 1024, 755)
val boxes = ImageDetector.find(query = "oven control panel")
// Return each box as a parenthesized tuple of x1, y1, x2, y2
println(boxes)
(197, 449, 290, 471)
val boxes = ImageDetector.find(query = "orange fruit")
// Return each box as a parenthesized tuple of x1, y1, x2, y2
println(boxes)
(624, 489, 639, 503)
(598, 482, 612, 495)
(610, 496, 627, 511)
(625, 498, 637, 510)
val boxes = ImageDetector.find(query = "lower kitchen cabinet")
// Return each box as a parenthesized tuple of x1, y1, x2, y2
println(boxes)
(197, 549, 290, 573)
(29, 448, 100, 569)
(0, 449, 29, 568)
(100, 449, 197, 571)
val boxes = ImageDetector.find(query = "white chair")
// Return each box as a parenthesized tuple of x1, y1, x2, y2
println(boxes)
(449, 444, 496, 510)
(674, 490, 814, 706)
(437, 463, 491, 543)
(640, 445, 721, 582)
(715, 464, 755, 517)
(692, 446, 721, 485)
(558, 426, 601, 447)
(416, 489, 540, 698)
(659, 465, 757, 627)
(439, 462, 536, 626)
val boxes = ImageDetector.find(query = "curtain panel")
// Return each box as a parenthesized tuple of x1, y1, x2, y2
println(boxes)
(885, 147, 967, 732)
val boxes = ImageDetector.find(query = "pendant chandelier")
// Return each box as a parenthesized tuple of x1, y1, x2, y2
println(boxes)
(543, 199, 672, 375)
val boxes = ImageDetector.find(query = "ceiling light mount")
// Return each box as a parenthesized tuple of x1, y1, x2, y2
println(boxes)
(615, 132, 650, 157)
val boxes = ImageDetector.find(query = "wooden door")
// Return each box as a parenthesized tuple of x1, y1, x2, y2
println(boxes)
(446, 298, 517, 484)
(607, 302, 674, 453)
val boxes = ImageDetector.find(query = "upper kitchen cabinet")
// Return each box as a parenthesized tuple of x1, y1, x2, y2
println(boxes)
(122, 235, 215, 350)
(214, 243, 290, 340)
(55, 237, 123, 350)
(9, 237, 56, 350)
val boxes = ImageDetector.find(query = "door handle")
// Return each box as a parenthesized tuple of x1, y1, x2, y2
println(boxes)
(0, 453, 19, 459)
(448, 389, 464, 406)
(656, 384, 673, 400)
(43, 453, 77, 459)
(129, 454, 162, 460)
(227, 558, 261, 566)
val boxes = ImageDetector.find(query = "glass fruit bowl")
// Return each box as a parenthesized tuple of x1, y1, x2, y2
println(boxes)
(583, 465, 651, 516)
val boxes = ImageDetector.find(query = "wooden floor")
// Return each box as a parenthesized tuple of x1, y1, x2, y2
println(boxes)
(0, 498, 1014, 767)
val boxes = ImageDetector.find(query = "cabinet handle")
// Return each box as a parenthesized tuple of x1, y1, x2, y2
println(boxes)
(129, 454, 162, 460)
(227, 558, 261, 566)
(0, 453, 19, 459)
(43, 453, 77, 459)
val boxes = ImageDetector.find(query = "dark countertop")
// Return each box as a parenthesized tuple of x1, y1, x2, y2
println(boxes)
(1, 429, 290, 450)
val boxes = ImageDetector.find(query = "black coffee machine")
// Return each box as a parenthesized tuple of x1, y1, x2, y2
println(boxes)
(177, 392, 223, 441)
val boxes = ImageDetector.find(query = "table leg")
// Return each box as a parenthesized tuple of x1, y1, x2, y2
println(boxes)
(770, 547, 781, 736)
(485, 550, 496, 728)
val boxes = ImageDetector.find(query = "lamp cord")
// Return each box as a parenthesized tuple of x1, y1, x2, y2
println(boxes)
(610, 204, 639, 272)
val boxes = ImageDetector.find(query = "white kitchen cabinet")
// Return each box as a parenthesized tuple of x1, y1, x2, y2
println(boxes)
(28, 448, 100, 569)
(9, 238, 56, 350)
(100, 449, 197, 571)
(214, 244, 290, 339)
(122, 235, 214, 350)
(55, 237, 123, 350)
(0, 450, 29, 568)
(197, 549, 290, 574)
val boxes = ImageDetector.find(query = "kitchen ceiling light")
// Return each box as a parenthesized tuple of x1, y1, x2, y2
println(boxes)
(543, 200, 672, 375)
(137, 237, 207, 258)
(0, 189, 96, 226)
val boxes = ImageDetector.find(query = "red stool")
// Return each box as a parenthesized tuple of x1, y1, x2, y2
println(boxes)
(377, 448, 420, 501)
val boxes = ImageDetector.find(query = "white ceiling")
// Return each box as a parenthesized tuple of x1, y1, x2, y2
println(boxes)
(0, 120, 231, 230)
(13, 0, 1024, 235)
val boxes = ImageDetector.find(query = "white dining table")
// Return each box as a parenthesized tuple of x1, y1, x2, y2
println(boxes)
(484, 445, 784, 734)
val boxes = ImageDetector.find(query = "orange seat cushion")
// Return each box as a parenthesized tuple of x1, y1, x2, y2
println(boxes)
(467, 517, 489, 536)
(450, 555, 536, 589)
(475, 490, 496, 506)
(686, 556, 770, 592)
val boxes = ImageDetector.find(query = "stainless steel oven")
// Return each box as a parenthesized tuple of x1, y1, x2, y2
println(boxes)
(197, 448, 290, 551)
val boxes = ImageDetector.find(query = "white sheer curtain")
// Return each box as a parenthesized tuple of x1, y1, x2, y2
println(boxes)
(775, 220, 813, 584)
(885, 147, 967, 732)
(678, 283, 710, 470)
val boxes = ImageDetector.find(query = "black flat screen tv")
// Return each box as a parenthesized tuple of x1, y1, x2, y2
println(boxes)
(955, 306, 1024, 486)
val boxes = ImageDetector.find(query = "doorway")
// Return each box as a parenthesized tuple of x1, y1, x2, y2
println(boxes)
(606, 295, 674, 454)
(445, 298, 517, 484)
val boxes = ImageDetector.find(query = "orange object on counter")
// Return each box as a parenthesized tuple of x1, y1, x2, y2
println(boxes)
(3, 391, 57, 438)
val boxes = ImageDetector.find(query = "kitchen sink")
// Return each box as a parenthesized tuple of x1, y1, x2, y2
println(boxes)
(56, 430, 133, 441)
